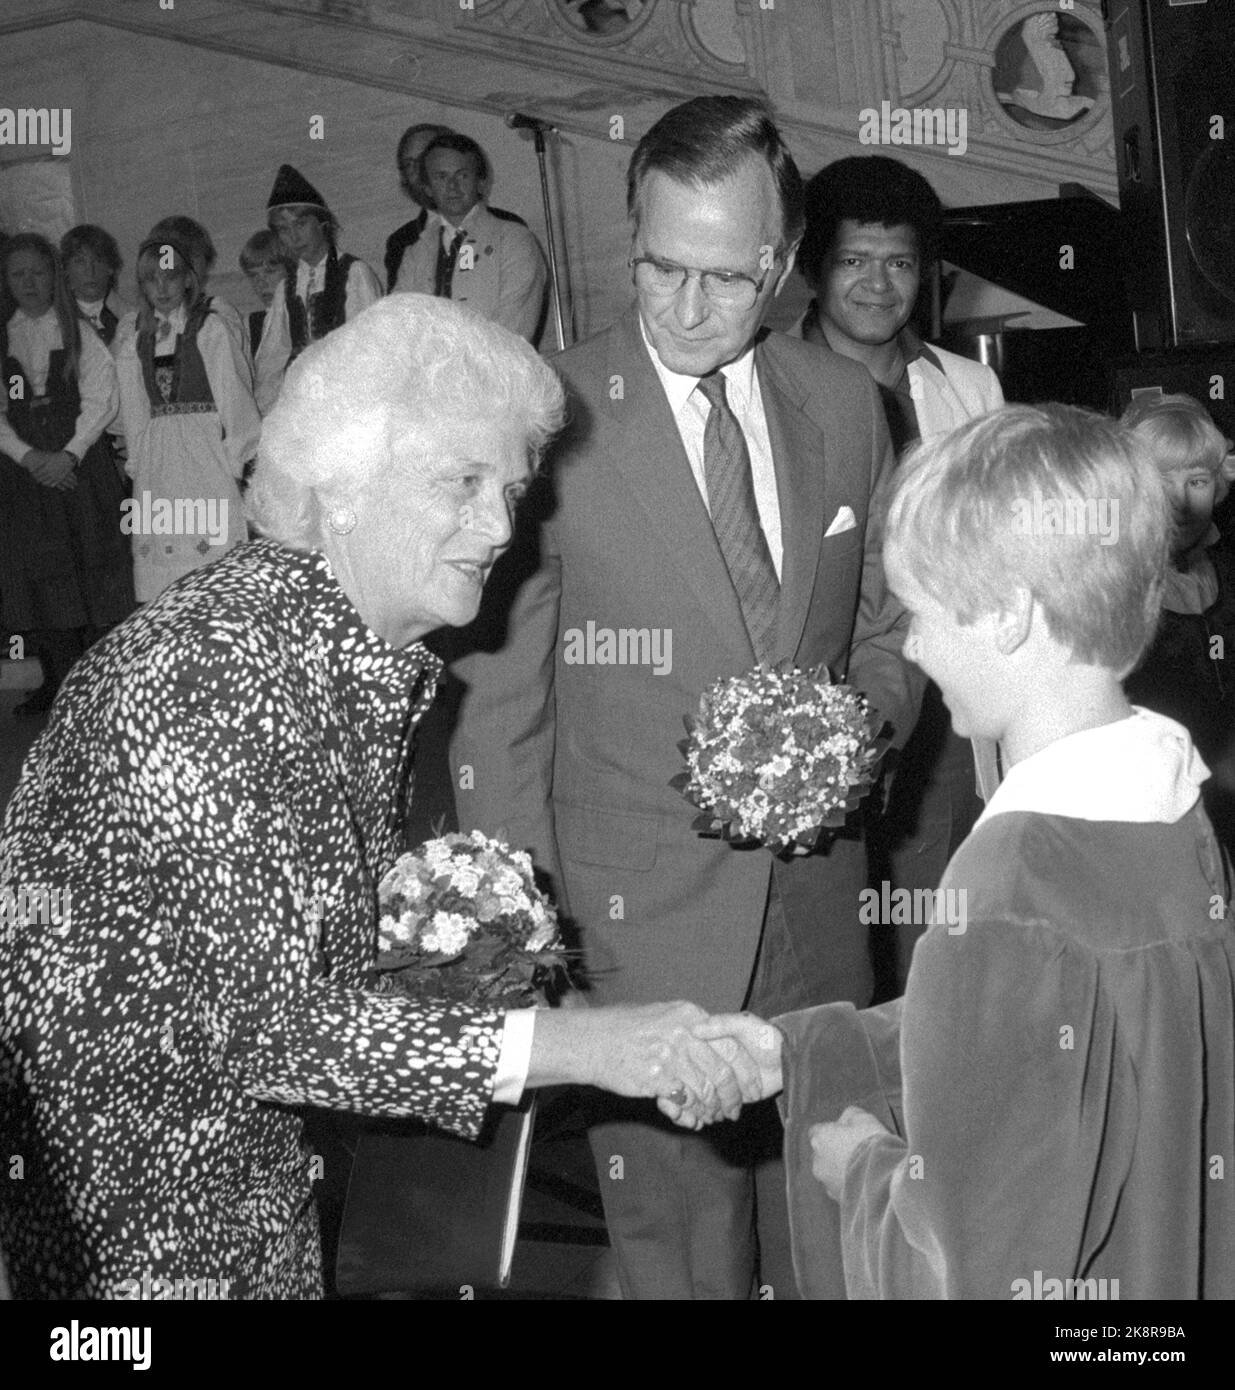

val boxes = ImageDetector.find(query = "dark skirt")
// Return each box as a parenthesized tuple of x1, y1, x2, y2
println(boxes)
(0, 411, 134, 632)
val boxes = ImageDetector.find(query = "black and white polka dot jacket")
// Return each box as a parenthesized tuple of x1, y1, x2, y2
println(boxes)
(0, 538, 503, 1298)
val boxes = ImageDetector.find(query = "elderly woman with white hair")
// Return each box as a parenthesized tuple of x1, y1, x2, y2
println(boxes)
(0, 295, 759, 1300)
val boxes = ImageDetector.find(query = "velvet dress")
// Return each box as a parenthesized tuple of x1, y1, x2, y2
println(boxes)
(777, 709, 1235, 1300)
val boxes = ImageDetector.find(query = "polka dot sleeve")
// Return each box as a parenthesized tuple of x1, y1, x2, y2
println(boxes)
(110, 621, 504, 1139)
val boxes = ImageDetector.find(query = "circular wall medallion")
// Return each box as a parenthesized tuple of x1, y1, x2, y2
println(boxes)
(689, 0, 746, 68)
(552, 0, 653, 42)
(989, 6, 1107, 142)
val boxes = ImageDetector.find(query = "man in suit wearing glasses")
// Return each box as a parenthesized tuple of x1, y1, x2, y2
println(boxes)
(452, 95, 923, 1299)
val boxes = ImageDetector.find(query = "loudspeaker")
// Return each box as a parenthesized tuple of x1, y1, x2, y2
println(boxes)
(1106, 347, 1235, 439)
(1105, 0, 1235, 347)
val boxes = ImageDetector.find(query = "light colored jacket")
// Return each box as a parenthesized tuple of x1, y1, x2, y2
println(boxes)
(394, 203, 547, 343)
(906, 340, 1005, 439)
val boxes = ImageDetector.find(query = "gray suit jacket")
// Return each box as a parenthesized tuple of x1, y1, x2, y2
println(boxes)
(451, 309, 924, 1012)
(394, 203, 547, 343)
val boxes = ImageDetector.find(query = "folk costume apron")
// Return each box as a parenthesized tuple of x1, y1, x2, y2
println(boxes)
(128, 302, 248, 602)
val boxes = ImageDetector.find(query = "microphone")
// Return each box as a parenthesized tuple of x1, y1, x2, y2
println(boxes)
(506, 112, 557, 134)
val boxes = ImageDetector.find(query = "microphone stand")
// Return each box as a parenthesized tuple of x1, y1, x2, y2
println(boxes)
(525, 123, 570, 352)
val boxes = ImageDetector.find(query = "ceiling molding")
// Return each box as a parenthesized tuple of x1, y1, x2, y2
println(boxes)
(1, 0, 1116, 193)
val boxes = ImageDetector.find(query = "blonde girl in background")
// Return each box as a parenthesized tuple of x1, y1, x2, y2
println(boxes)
(113, 233, 259, 602)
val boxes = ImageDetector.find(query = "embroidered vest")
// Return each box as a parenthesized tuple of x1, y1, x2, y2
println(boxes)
(285, 247, 356, 362)
(136, 299, 217, 415)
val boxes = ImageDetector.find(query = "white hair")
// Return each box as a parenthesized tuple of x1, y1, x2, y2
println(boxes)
(247, 294, 565, 548)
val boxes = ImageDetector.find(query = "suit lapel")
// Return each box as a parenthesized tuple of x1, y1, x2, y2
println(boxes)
(757, 336, 828, 664)
(597, 311, 754, 669)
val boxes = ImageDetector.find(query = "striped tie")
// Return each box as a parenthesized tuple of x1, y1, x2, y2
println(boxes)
(696, 371, 780, 662)
(434, 229, 466, 298)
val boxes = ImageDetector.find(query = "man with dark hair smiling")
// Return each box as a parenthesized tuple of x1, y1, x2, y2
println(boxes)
(452, 96, 923, 1299)
(794, 155, 1005, 989)
(795, 155, 1001, 454)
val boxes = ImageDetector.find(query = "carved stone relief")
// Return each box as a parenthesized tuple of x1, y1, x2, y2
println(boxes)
(469, 0, 757, 85)
(988, 5, 1108, 143)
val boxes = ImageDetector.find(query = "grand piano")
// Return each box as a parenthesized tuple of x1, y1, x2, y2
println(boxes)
(937, 188, 1235, 447)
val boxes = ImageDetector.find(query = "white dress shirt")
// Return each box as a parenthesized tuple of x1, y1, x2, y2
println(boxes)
(436, 205, 479, 252)
(639, 315, 783, 579)
(0, 308, 119, 463)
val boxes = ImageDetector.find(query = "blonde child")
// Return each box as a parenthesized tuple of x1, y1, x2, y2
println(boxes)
(114, 234, 259, 602)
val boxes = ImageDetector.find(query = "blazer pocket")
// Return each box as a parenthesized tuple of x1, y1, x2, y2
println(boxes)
(820, 525, 862, 555)
(556, 800, 661, 871)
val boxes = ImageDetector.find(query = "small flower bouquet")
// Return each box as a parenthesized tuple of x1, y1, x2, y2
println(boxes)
(373, 830, 569, 1009)
(671, 662, 889, 855)
(340, 831, 569, 1297)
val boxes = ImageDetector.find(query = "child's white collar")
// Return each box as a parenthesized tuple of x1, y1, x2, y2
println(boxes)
(976, 708, 1207, 827)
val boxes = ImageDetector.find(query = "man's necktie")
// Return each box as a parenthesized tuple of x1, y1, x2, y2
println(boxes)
(695, 371, 780, 662)
(434, 229, 466, 298)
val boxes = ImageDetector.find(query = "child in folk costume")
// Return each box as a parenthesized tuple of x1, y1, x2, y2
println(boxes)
(238, 229, 293, 360)
(144, 215, 253, 380)
(61, 225, 128, 350)
(113, 235, 259, 603)
(0, 233, 134, 717)
(254, 164, 382, 415)
(61, 224, 132, 484)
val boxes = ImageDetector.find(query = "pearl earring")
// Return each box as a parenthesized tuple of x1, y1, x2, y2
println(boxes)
(326, 505, 356, 536)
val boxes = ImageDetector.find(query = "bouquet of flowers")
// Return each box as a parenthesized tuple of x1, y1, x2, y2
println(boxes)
(374, 830, 569, 1009)
(340, 831, 568, 1298)
(671, 662, 889, 854)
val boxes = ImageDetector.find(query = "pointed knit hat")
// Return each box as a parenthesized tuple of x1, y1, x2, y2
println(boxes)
(266, 163, 331, 215)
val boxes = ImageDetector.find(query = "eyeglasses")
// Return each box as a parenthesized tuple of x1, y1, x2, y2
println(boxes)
(628, 253, 778, 310)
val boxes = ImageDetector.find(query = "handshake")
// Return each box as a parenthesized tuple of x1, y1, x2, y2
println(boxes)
(528, 1001, 785, 1129)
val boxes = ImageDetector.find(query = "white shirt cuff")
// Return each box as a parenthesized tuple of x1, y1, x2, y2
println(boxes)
(491, 1008, 536, 1106)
